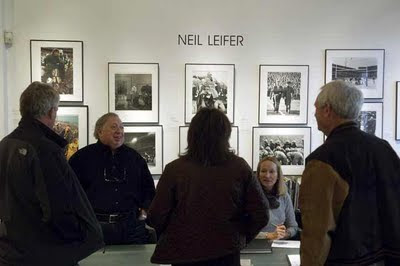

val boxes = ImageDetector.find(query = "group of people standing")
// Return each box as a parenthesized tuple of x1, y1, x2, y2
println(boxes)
(0, 80, 399, 266)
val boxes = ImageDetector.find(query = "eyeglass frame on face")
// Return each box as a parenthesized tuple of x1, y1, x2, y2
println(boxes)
(108, 123, 124, 133)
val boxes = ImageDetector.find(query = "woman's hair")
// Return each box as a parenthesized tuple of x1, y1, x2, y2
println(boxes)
(182, 108, 233, 166)
(93, 112, 119, 139)
(256, 156, 287, 196)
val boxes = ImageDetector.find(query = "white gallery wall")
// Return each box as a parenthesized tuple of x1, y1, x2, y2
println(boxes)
(0, 2, 4, 139)
(2, 0, 400, 171)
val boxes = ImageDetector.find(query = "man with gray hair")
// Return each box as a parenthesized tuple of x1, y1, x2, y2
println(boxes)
(69, 112, 156, 245)
(0, 82, 104, 265)
(299, 80, 400, 266)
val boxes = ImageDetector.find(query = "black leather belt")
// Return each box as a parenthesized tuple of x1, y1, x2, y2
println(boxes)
(96, 212, 132, 224)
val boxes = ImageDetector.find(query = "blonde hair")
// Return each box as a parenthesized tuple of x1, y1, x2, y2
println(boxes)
(256, 156, 287, 196)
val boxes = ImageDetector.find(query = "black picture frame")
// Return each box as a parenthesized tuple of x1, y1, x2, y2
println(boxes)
(325, 49, 385, 99)
(252, 126, 311, 175)
(30, 39, 84, 102)
(185, 63, 235, 123)
(54, 105, 88, 160)
(258, 64, 309, 125)
(123, 125, 163, 174)
(108, 62, 159, 124)
(357, 102, 383, 138)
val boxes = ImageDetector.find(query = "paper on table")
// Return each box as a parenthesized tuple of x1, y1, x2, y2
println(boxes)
(161, 260, 253, 266)
(287, 254, 300, 266)
(240, 259, 252, 266)
(271, 240, 300, 248)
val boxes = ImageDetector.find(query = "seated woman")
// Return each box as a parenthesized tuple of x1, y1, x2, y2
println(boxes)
(256, 156, 298, 240)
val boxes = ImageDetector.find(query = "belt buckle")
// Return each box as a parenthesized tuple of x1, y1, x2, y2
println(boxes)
(108, 214, 119, 223)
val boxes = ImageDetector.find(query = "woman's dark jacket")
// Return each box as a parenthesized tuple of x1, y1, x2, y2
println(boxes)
(148, 155, 269, 264)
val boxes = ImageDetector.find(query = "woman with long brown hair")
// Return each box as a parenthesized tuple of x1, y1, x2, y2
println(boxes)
(148, 108, 269, 266)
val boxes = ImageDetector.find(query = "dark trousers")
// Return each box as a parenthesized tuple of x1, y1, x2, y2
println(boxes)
(172, 252, 240, 266)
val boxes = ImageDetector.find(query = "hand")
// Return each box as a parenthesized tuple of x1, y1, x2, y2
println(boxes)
(138, 209, 147, 221)
(267, 224, 286, 240)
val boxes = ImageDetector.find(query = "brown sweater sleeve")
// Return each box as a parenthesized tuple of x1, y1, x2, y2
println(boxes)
(147, 164, 175, 235)
(299, 160, 349, 266)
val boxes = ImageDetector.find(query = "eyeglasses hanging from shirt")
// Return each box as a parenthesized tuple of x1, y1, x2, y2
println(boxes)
(103, 166, 127, 184)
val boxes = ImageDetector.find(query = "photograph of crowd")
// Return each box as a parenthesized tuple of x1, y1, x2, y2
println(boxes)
(356, 111, 377, 136)
(191, 71, 229, 114)
(259, 135, 305, 166)
(114, 74, 152, 111)
(53, 115, 79, 160)
(124, 132, 156, 166)
(41, 47, 73, 95)
(331, 57, 378, 90)
(265, 72, 301, 116)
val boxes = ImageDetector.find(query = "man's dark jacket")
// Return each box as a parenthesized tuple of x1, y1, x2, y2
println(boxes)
(300, 122, 400, 266)
(0, 117, 104, 266)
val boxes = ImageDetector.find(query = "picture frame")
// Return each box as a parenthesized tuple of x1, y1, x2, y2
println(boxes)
(325, 49, 385, 99)
(356, 102, 383, 138)
(396, 82, 400, 140)
(109, 63, 159, 123)
(54, 105, 88, 160)
(252, 127, 311, 175)
(123, 125, 163, 174)
(259, 65, 309, 124)
(185, 63, 235, 123)
(30, 39, 83, 102)
(179, 126, 239, 155)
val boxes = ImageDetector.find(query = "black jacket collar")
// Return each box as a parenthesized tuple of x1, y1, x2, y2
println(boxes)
(327, 121, 358, 139)
(19, 116, 68, 148)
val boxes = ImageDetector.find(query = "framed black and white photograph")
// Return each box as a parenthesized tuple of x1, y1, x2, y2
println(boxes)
(356, 102, 383, 138)
(185, 64, 235, 123)
(179, 126, 239, 155)
(30, 40, 83, 102)
(325, 49, 385, 99)
(396, 82, 400, 140)
(259, 65, 309, 124)
(53, 105, 88, 160)
(123, 125, 163, 174)
(109, 63, 159, 123)
(252, 127, 311, 175)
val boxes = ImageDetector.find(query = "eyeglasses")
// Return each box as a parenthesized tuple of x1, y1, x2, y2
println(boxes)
(103, 166, 127, 184)
(109, 124, 124, 132)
